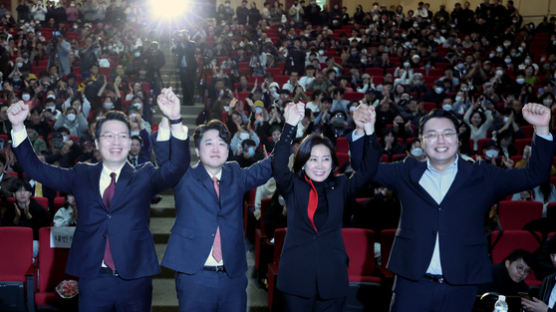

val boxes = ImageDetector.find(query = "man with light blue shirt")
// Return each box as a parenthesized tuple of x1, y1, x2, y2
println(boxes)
(349, 104, 554, 312)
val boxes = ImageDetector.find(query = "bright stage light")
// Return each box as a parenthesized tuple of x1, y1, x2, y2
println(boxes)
(149, 0, 190, 19)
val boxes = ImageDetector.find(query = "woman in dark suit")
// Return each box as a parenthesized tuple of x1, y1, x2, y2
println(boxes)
(271, 102, 380, 311)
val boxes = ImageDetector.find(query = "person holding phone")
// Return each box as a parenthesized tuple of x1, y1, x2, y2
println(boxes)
(522, 237, 556, 312)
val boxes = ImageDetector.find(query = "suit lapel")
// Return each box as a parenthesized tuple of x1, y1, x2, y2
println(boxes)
(408, 161, 438, 206)
(90, 163, 104, 207)
(191, 164, 219, 203)
(441, 157, 472, 204)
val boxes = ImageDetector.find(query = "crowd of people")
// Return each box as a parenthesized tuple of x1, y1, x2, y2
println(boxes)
(0, 0, 555, 310)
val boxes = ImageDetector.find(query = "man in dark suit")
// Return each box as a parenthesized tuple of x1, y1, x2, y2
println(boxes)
(160, 119, 272, 312)
(350, 104, 553, 312)
(172, 30, 198, 106)
(7, 88, 189, 312)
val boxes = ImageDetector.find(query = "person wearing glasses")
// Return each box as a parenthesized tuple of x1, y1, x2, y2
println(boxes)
(349, 104, 554, 312)
(6, 88, 189, 312)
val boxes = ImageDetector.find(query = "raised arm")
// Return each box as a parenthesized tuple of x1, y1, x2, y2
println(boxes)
(145, 88, 190, 193)
(271, 102, 305, 195)
(345, 103, 381, 198)
(8, 101, 75, 193)
(491, 103, 554, 198)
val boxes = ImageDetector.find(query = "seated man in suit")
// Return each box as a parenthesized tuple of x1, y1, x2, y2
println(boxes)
(349, 104, 553, 312)
(7, 87, 189, 312)
(160, 119, 273, 312)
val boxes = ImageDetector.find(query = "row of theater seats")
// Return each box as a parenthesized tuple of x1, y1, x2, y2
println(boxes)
(250, 194, 556, 310)
(0, 202, 552, 310)
(0, 226, 74, 311)
(262, 228, 556, 310)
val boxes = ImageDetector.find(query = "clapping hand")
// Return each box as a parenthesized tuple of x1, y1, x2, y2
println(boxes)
(284, 102, 305, 126)
(157, 87, 181, 120)
(522, 103, 550, 136)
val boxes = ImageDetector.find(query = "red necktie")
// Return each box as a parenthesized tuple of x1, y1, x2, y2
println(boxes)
(304, 175, 318, 232)
(211, 176, 222, 262)
(102, 172, 116, 270)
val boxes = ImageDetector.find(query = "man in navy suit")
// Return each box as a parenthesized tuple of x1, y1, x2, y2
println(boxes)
(350, 104, 554, 311)
(8, 88, 189, 312)
(160, 119, 272, 312)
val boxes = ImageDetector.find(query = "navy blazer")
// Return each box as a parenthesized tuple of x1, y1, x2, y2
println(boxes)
(13, 136, 189, 279)
(538, 273, 556, 311)
(350, 133, 554, 284)
(161, 158, 272, 279)
(272, 124, 380, 298)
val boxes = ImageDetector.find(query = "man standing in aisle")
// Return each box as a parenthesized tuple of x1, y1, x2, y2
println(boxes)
(161, 119, 272, 312)
(8, 87, 189, 312)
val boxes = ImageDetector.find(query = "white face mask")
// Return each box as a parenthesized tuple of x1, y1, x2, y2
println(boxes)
(496, 47, 503, 53)
(47, 94, 56, 99)
(516, 78, 525, 85)
(543, 98, 553, 106)
(66, 113, 76, 121)
(485, 149, 499, 159)
(505, 58, 512, 64)
(410, 147, 424, 157)
(496, 70, 504, 76)
(103, 102, 114, 110)
(133, 102, 142, 110)
(22, 94, 30, 101)
(442, 104, 452, 111)
(403, 62, 410, 67)
(435, 87, 444, 94)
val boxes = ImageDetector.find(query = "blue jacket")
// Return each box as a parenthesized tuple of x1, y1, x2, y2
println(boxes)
(161, 157, 272, 278)
(349, 133, 554, 284)
(13, 136, 189, 279)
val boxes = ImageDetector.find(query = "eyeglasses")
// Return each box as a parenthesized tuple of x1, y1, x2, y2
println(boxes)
(423, 131, 458, 142)
(100, 132, 130, 141)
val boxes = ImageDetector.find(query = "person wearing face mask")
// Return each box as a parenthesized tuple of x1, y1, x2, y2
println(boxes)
(423, 82, 446, 105)
(272, 103, 379, 312)
(230, 126, 260, 157)
(232, 139, 265, 168)
(54, 107, 88, 139)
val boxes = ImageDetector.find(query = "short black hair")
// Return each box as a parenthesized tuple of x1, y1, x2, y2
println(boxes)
(94, 110, 131, 140)
(242, 139, 256, 149)
(193, 119, 231, 149)
(419, 109, 460, 136)
(131, 135, 142, 144)
(505, 249, 534, 267)
(293, 134, 338, 177)
(12, 178, 32, 193)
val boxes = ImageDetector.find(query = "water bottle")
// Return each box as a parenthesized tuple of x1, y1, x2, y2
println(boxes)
(493, 295, 508, 312)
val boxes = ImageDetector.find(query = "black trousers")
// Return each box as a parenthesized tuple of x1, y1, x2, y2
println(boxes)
(282, 292, 346, 312)
(78, 270, 152, 312)
(390, 275, 477, 312)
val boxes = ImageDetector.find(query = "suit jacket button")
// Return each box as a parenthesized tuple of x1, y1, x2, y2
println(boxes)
(106, 214, 111, 219)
